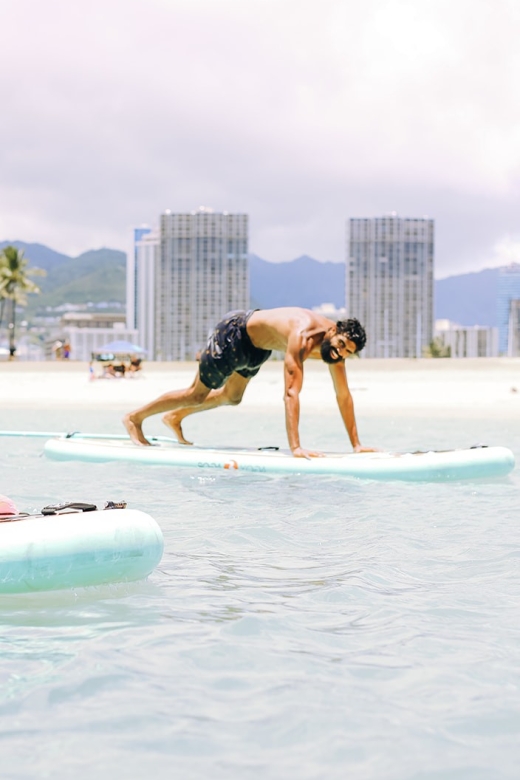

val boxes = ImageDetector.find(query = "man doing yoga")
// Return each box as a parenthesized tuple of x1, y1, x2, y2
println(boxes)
(123, 307, 375, 458)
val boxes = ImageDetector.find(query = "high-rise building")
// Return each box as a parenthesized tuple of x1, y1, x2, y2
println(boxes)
(346, 215, 434, 358)
(126, 226, 152, 331)
(133, 228, 160, 359)
(496, 264, 520, 355)
(128, 208, 249, 360)
(508, 299, 520, 357)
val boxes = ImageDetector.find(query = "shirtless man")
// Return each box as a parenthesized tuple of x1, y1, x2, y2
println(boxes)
(123, 307, 375, 458)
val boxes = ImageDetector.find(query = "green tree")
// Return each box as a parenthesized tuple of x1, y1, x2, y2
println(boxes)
(422, 337, 451, 358)
(0, 246, 45, 359)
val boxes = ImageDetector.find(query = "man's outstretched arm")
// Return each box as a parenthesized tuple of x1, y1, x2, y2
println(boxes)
(284, 343, 323, 458)
(329, 362, 377, 452)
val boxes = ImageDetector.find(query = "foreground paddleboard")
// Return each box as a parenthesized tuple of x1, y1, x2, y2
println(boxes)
(43, 435, 516, 482)
(0, 507, 164, 594)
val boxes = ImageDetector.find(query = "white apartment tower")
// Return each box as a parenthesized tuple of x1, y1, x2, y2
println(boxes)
(346, 215, 434, 358)
(132, 228, 160, 359)
(129, 208, 249, 360)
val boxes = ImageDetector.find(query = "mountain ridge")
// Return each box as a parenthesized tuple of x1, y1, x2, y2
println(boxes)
(0, 241, 502, 327)
(0, 241, 126, 311)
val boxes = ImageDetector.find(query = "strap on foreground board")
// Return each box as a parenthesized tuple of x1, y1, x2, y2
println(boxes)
(1, 501, 128, 523)
(41, 502, 98, 515)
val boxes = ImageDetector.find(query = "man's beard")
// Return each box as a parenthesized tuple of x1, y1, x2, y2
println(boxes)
(320, 338, 343, 364)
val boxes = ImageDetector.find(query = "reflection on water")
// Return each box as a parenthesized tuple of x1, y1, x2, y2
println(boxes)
(0, 407, 519, 779)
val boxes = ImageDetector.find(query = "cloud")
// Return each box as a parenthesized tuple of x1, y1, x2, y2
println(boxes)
(492, 236, 520, 267)
(0, 0, 519, 274)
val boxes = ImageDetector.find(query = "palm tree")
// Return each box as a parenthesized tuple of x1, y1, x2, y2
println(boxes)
(0, 246, 45, 359)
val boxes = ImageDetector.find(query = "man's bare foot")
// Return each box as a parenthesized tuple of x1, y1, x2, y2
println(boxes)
(123, 413, 151, 446)
(162, 412, 193, 445)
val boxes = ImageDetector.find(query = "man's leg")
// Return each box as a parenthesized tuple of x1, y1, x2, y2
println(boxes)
(123, 372, 212, 445)
(162, 373, 250, 444)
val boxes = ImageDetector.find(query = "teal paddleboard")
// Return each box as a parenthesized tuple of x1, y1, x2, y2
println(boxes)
(42, 434, 515, 482)
(0, 507, 164, 594)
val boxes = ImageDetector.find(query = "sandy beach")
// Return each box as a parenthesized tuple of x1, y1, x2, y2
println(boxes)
(0, 358, 519, 419)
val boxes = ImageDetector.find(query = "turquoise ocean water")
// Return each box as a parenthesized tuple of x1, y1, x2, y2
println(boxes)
(1, 403, 520, 779)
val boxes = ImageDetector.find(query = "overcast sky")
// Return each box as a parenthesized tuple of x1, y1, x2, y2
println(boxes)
(1, 0, 519, 277)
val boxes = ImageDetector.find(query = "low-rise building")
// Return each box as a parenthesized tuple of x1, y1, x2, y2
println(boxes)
(435, 319, 498, 358)
(56, 313, 139, 362)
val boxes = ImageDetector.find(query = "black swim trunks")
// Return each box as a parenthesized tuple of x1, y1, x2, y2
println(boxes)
(199, 310, 272, 390)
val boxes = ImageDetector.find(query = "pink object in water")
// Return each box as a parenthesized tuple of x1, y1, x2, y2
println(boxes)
(0, 494, 19, 516)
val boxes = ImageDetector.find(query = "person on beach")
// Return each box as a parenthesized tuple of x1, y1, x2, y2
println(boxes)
(127, 355, 143, 375)
(123, 307, 376, 458)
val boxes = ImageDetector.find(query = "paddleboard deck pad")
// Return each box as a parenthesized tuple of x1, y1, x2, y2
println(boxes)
(43, 434, 516, 482)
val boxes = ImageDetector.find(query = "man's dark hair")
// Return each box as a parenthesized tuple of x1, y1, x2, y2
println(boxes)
(336, 318, 366, 352)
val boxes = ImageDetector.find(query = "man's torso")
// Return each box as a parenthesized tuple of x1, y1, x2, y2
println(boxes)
(246, 307, 334, 359)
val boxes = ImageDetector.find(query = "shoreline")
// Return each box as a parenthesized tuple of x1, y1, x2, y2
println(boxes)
(1, 357, 520, 372)
(0, 359, 519, 418)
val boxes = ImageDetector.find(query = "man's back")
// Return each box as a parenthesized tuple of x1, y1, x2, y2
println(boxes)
(246, 307, 334, 355)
